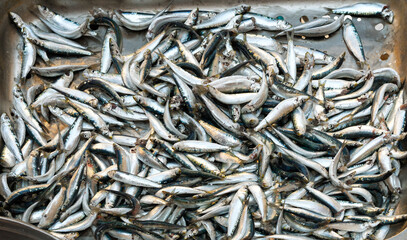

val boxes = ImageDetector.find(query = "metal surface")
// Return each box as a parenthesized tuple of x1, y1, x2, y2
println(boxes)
(0, 216, 58, 240)
(0, 0, 406, 239)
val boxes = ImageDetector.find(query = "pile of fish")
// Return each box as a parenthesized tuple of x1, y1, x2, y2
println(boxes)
(1, 2, 405, 239)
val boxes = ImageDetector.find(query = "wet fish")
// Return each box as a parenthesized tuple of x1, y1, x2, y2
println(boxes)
(1, 3, 404, 240)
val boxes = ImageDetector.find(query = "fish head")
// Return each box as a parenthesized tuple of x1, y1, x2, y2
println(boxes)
(36, 5, 53, 19)
(278, 20, 292, 31)
(101, 127, 112, 138)
(9, 12, 23, 25)
(325, 100, 335, 110)
(105, 131, 113, 139)
(12, 86, 24, 98)
(186, 8, 199, 25)
(298, 95, 310, 104)
(80, 131, 93, 139)
(82, 69, 92, 78)
(89, 99, 99, 108)
(342, 18, 353, 27)
(107, 170, 116, 179)
(231, 106, 241, 120)
(382, 8, 394, 24)
(325, 55, 336, 64)
(236, 4, 251, 14)
(0, 113, 10, 123)
(97, 103, 110, 113)
(145, 31, 154, 42)
(304, 52, 315, 69)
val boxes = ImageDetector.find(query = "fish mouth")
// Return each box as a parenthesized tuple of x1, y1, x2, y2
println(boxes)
(382, 8, 394, 24)
(89, 99, 99, 108)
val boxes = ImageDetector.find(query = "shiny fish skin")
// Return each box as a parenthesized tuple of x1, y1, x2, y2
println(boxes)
(292, 14, 345, 37)
(1, 114, 24, 163)
(255, 96, 309, 131)
(312, 52, 346, 79)
(146, 11, 191, 40)
(342, 18, 366, 66)
(227, 185, 248, 236)
(28, 37, 92, 56)
(31, 64, 89, 77)
(114, 3, 170, 31)
(235, 33, 283, 53)
(199, 120, 242, 147)
(331, 3, 394, 23)
(194, 5, 250, 30)
(173, 140, 230, 153)
(244, 12, 291, 31)
(35, 5, 95, 39)
(241, 74, 268, 113)
(332, 71, 374, 100)
(286, 31, 296, 81)
(29, 23, 87, 49)
(108, 170, 162, 188)
(1, 3, 405, 240)
(21, 34, 36, 80)
(100, 29, 115, 73)
(67, 99, 111, 137)
(200, 94, 244, 135)
(38, 186, 66, 228)
(13, 86, 45, 135)
(163, 100, 188, 140)
(276, 17, 334, 37)
(144, 110, 180, 142)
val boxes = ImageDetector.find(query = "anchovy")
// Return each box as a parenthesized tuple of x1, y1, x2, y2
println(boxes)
(145, 110, 179, 142)
(244, 12, 291, 31)
(27, 36, 92, 56)
(21, 33, 36, 80)
(35, 5, 95, 39)
(330, 3, 394, 23)
(31, 64, 89, 77)
(29, 23, 87, 49)
(114, 2, 171, 31)
(1, 114, 25, 163)
(312, 52, 346, 79)
(13, 86, 45, 135)
(1, 4, 404, 239)
(194, 5, 250, 30)
(255, 96, 309, 131)
(276, 17, 334, 37)
(235, 33, 283, 52)
(292, 14, 345, 37)
(67, 100, 111, 137)
(227, 186, 248, 236)
(342, 19, 366, 66)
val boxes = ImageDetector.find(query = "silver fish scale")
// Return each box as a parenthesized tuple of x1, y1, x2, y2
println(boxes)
(1, 3, 405, 240)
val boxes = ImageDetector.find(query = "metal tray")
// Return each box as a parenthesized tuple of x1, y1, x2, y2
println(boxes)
(0, 216, 57, 240)
(0, 0, 406, 239)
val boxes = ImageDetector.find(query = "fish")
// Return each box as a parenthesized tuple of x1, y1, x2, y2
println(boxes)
(342, 18, 366, 67)
(1, 3, 404, 240)
(330, 2, 394, 23)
